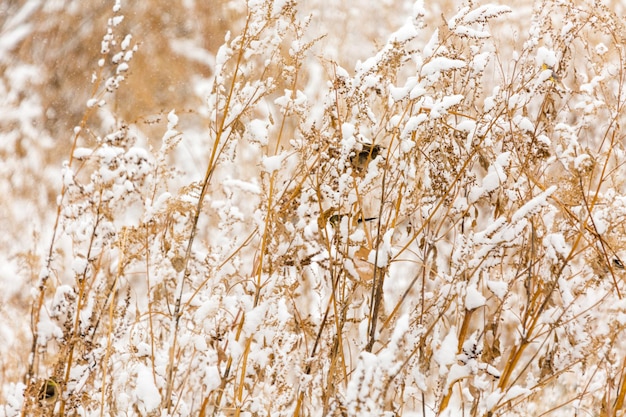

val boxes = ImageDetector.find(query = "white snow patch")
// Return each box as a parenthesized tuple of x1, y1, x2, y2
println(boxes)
(487, 280, 508, 299)
(71, 257, 88, 275)
(446, 363, 471, 389)
(430, 94, 464, 118)
(502, 385, 531, 403)
(247, 119, 269, 145)
(421, 57, 466, 78)
(544, 233, 571, 261)
(222, 178, 261, 194)
(536, 46, 557, 67)
(368, 229, 394, 267)
(591, 212, 608, 235)
(465, 284, 486, 310)
(434, 327, 458, 375)
(135, 364, 161, 413)
(595, 43, 608, 55)
(461, 4, 512, 24)
(511, 186, 556, 222)
(486, 389, 504, 411)
(261, 153, 285, 173)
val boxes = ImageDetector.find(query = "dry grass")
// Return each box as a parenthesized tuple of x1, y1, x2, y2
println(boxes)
(2, 0, 626, 416)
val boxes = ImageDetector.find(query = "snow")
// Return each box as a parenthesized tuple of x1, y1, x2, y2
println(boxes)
(390, 19, 419, 43)
(222, 178, 261, 194)
(501, 385, 531, 403)
(592, 213, 607, 234)
(121, 34, 132, 50)
(402, 114, 428, 138)
(484, 91, 497, 112)
(420, 57, 467, 78)
(460, 4, 512, 24)
(515, 115, 535, 132)
(110, 15, 124, 27)
(247, 119, 269, 145)
(423, 29, 439, 58)
(456, 120, 476, 133)
(0, 24, 32, 62)
(36, 313, 63, 346)
(595, 43, 608, 55)
(465, 283, 486, 310)
(511, 186, 557, 222)
(261, 153, 285, 173)
(166, 109, 178, 128)
(368, 229, 394, 267)
(544, 233, 571, 261)
(536, 46, 557, 67)
(430, 94, 464, 118)
(434, 327, 458, 375)
(135, 365, 161, 413)
(454, 26, 492, 39)
(409, 84, 427, 100)
(471, 51, 491, 74)
(485, 390, 504, 411)
(446, 363, 471, 389)
(116, 62, 129, 74)
(136, 342, 151, 357)
(487, 280, 508, 299)
(468, 152, 510, 202)
(341, 122, 355, 141)
(71, 256, 88, 275)
(203, 365, 222, 392)
(112, 51, 124, 64)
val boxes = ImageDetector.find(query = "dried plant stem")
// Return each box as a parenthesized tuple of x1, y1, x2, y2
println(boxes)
(163, 9, 254, 412)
